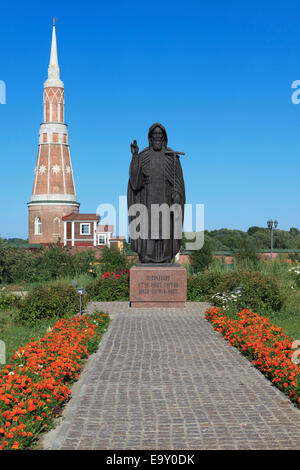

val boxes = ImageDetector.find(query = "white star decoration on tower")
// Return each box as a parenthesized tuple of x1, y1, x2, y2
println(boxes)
(39, 165, 46, 174)
(65, 165, 71, 174)
(52, 164, 61, 174)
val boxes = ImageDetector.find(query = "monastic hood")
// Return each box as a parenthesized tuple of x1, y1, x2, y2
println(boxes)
(148, 123, 168, 146)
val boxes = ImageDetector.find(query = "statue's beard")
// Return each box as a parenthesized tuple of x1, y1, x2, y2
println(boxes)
(152, 141, 163, 151)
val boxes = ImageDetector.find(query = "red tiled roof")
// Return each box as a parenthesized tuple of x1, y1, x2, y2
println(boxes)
(62, 213, 100, 221)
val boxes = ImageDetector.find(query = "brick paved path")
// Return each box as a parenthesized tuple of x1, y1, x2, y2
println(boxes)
(45, 302, 300, 450)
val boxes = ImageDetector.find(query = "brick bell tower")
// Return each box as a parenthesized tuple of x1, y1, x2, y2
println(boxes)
(28, 19, 80, 244)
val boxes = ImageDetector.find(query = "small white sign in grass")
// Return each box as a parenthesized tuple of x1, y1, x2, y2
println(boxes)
(0, 340, 6, 364)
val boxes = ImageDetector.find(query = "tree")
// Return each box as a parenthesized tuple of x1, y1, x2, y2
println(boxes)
(247, 226, 261, 236)
(189, 238, 213, 273)
(250, 230, 270, 249)
(234, 238, 260, 267)
(289, 227, 300, 237)
(0, 238, 9, 283)
(273, 230, 292, 249)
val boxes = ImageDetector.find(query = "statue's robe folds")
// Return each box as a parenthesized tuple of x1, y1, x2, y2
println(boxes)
(127, 147, 185, 263)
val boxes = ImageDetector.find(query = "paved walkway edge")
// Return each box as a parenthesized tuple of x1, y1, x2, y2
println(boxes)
(42, 318, 115, 450)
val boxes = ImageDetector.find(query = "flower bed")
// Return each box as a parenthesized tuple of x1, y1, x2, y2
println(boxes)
(0, 312, 109, 450)
(87, 269, 129, 301)
(205, 307, 300, 406)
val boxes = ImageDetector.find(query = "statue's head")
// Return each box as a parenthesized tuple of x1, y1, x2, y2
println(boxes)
(148, 123, 168, 151)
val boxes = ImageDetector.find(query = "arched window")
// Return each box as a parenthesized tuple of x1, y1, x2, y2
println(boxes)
(35, 216, 42, 235)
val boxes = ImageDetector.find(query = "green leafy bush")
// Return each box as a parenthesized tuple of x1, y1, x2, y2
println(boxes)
(212, 271, 284, 313)
(1, 245, 43, 284)
(234, 239, 260, 268)
(0, 291, 19, 310)
(31, 244, 97, 282)
(187, 270, 284, 313)
(288, 253, 300, 263)
(0, 239, 10, 283)
(87, 273, 129, 301)
(187, 271, 223, 301)
(18, 283, 87, 325)
(0, 240, 97, 285)
(99, 246, 129, 273)
(189, 239, 213, 274)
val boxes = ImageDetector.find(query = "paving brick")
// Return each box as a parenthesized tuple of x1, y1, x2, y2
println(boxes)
(46, 302, 300, 450)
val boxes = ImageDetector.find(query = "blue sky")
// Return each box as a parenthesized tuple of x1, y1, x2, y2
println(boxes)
(1, 0, 300, 238)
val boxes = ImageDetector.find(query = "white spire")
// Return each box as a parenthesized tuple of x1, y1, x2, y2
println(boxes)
(44, 19, 64, 88)
(49, 19, 59, 68)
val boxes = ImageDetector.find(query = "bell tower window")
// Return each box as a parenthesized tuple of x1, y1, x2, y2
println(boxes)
(35, 217, 42, 235)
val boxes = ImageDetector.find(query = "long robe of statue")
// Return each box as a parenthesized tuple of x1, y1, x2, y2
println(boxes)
(127, 123, 185, 263)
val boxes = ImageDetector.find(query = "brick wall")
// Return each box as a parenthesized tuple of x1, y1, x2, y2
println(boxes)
(28, 203, 79, 244)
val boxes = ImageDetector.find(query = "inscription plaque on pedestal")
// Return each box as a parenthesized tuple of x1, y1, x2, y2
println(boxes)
(130, 265, 187, 308)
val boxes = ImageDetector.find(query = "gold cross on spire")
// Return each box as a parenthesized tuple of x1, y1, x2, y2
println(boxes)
(53, 17, 56, 27)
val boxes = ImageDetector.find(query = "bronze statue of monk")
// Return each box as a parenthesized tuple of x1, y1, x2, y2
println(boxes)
(127, 123, 185, 263)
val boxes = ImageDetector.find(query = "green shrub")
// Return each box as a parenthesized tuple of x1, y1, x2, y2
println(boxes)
(187, 270, 285, 312)
(2, 245, 44, 284)
(187, 271, 223, 301)
(212, 271, 285, 313)
(87, 274, 129, 301)
(234, 239, 260, 268)
(0, 239, 97, 285)
(288, 253, 300, 263)
(0, 291, 19, 310)
(35, 244, 97, 281)
(99, 246, 129, 273)
(73, 249, 97, 275)
(189, 239, 213, 274)
(0, 239, 10, 283)
(18, 283, 87, 325)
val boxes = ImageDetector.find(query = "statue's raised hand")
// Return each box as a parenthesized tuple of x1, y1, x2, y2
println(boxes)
(131, 140, 139, 156)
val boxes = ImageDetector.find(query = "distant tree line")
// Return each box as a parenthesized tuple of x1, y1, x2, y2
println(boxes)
(183, 226, 300, 251)
(4, 225, 300, 255)
(3, 238, 28, 247)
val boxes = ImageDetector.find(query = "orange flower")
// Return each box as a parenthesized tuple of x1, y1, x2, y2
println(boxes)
(205, 307, 300, 409)
(0, 312, 109, 450)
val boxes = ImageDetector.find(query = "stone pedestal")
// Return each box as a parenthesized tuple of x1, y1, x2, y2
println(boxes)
(130, 264, 187, 308)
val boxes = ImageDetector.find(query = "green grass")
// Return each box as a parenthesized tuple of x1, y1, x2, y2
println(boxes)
(220, 285, 300, 339)
(0, 308, 59, 365)
(262, 310, 300, 340)
(0, 273, 94, 366)
(206, 256, 295, 282)
(0, 272, 94, 292)
(260, 289, 300, 339)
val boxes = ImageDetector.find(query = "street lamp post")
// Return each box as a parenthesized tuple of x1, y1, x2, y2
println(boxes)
(267, 220, 278, 261)
(72, 280, 87, 316)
